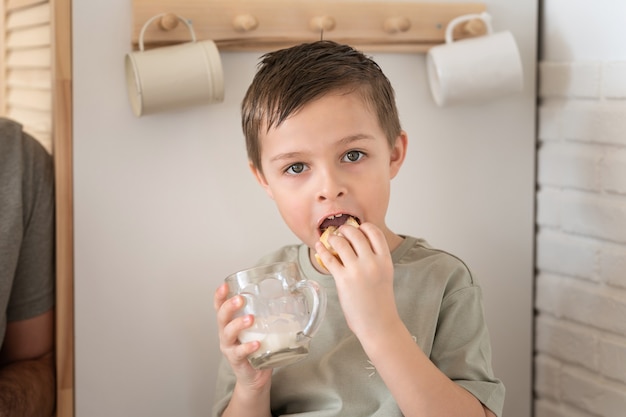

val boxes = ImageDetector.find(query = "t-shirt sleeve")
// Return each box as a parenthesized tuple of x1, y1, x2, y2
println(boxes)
(430, 284, 506, 417)
(7, 133, 55, 321)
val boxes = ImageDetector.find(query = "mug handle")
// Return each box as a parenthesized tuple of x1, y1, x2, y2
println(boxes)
(444, 11, 493, 44)
(296, 280, 327, 338)
(138, 13, 197, 51)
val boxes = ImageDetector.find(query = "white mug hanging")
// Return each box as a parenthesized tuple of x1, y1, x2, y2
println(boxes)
(426, 12, 523, 107)
(125, 14, 224, 117)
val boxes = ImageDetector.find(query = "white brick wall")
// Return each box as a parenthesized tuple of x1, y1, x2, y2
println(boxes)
(535, 60, 626, 417)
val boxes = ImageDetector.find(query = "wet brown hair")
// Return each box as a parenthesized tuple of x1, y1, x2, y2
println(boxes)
(241, 40, 402, 172)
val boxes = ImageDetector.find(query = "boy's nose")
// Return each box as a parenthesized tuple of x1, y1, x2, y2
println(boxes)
(316, 169, 346, 201)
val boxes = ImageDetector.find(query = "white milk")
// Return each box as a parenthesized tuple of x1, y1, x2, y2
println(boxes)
(238, 314, 302, 354)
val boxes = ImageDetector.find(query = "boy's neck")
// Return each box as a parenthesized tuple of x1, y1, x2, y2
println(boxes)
(385, 231, 405, 252)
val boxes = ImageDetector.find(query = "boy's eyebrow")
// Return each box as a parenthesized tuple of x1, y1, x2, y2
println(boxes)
(269, 151, 303, 163)
(338, 133, 375, 146)
(269, 133, 375, 163)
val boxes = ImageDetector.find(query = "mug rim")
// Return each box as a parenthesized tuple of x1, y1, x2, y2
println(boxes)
(225, 261, 300, 283)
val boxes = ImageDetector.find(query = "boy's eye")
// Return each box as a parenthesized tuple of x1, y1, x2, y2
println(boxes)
(343, 150, 364, 163)
(286, 162, 307, 175)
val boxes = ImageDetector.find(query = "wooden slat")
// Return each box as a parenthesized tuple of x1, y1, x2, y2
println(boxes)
(6, 3, 50, 29)
(1, 0, 7, 114)
(51, 0, 74, 413)
(7, 0, 48, 11)
(22, 123, 51, 137)
(7, 24, 51, 48)
(132, 0, 487, 52)
(6, 106, 52, 130)
(6, 47, 51, 68)
(6, 68, 52, 89)
(7, 88, 51, 110)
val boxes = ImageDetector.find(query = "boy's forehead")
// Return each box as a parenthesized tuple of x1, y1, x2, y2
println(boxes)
(260, 110, 385, 158)
(260, 90, 373, 125)
(256, 90, 386, 147)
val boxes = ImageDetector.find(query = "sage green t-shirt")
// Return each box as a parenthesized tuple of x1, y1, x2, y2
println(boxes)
(213, 236, 505, 416)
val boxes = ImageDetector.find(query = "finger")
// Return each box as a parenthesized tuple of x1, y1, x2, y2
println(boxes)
(213, 282, 230, 312)
(216, 293, 244, 330)
(315, 241, 341, 269)
(238, 340, 261, 359)
(357, 222, 390, 255)
(328, 225, 367, 261)
(223, 340, 261, 370)
(221, 312, 254, 348)
(336, 223, 368, 249)
(326, 235, 356, 265)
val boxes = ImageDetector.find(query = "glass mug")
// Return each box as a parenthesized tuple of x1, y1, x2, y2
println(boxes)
(225, 262, 327, 369)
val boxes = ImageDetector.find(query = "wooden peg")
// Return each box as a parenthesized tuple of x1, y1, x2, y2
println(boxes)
(159, 13, 179, 31)
(383, 16, 411, 34)
(232, 14, 259, 32)
(309, 16, 336, 32)
(461, 18, 487, 36)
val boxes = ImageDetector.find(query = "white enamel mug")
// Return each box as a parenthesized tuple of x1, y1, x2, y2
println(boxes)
(426, 12, 523, 107)
(125, 14, 224, 117)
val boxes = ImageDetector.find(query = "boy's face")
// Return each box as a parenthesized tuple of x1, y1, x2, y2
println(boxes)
(251, 91, 407, 259)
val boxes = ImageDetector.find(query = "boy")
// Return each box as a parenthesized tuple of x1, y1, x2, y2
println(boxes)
(213, 41, 504, 417)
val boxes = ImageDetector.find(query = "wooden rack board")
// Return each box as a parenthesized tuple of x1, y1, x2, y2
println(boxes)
(132, 0, 487, 53)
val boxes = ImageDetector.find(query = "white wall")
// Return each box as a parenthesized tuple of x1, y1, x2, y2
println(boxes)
(535, 1, 626, 416)
(73, 0, 536, 416)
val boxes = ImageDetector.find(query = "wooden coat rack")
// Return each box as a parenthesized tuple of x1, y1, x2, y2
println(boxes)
(131, 0, 488, 53)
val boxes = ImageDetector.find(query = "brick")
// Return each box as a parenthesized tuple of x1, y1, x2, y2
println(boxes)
(536, 274, 626, 334)
(568, 286, 626, 335)
(536, 229, 599, 280)
(603, 62, 626, 99)
(538, 102, 563, 141)
(534, 400, 560, 417)
(535, 273, 563, 317)
(561, 101, 626, 146)
(599, 243, 626, 289)
(568, 62, 602, 98)
(537, 142, 602, 191)
(535, 316, 598, 370)
(536, 188, 562, 228)
(599, 335, 626, 384)
(562, 367, 626, 417)
(540, 62, 601, 98)
(560, 191, 626, 243)
(534, 354, 562, 401)
(602, 148, 626, 194)
(535, 399, 591, 417)
(540, 62, 569, 98)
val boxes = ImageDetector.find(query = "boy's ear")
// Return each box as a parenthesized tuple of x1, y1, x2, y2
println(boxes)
(249, 161, 274, 199)
(389, 131, 408, 179)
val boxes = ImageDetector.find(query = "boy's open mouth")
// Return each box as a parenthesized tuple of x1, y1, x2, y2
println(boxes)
(319, 214, 360, 234)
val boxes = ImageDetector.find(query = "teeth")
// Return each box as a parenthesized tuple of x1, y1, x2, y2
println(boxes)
(327, 213, 344, 220)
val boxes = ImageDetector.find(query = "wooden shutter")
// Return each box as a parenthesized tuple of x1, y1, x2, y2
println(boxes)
(2, 0, 52, 152)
